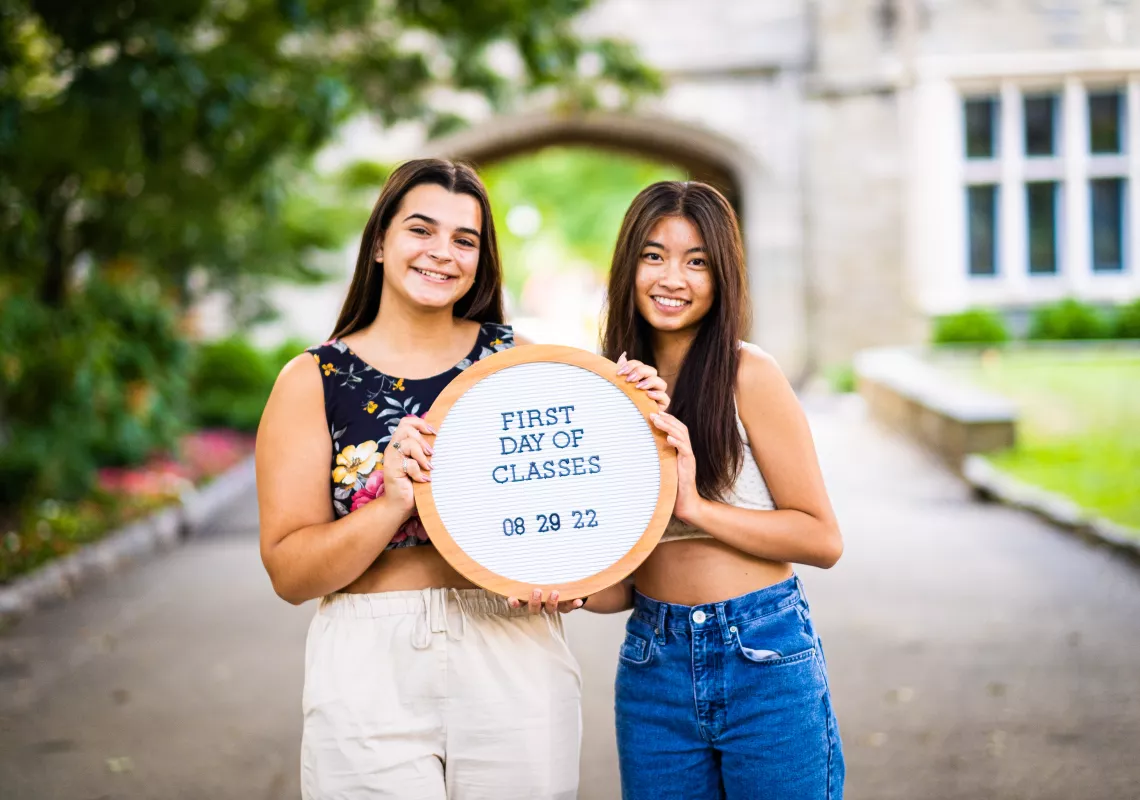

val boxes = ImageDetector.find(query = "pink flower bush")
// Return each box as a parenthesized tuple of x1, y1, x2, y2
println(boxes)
(95, 429, 254, 502)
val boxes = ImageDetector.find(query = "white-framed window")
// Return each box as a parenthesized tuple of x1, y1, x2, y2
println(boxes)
(960, 81, 1130, 283)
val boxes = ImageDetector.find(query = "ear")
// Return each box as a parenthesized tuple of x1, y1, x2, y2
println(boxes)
(373, 241, 383, 263)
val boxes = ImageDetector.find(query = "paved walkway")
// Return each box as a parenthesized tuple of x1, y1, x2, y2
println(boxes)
(1, 397, 1138, 799)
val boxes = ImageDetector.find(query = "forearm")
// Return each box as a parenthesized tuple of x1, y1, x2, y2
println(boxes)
(262, 498, 411, 603)
(686, 499, 843, 569)
(583, 579, 634, 613)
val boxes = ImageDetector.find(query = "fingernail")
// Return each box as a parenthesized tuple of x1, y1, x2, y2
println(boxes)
(619, 351, 627, 361)
(532, 589, 541, 599)
(509, 599, 519, 608)
(574, 599, 584, 608)
(617, 365, 630, 375)
(426, 446, 434, 455)
(651, 413, 660, 420)
(427, 425, 437, 434)
(637, 380, 650, 389)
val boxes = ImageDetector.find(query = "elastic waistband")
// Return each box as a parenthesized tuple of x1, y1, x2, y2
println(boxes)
(319, 588, 531, 619)
(632, 574, 806, 632)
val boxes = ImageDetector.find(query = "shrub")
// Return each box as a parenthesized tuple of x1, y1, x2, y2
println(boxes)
(1112, 298, 1140, 339)
(189, 337, 277, 432)
(0, 280, 190, 511)
(1028, 299, 1108, 340)
(932, 308, 1010, 345)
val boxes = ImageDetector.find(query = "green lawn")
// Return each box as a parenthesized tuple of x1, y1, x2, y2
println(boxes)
(932, 347, 1140, 530)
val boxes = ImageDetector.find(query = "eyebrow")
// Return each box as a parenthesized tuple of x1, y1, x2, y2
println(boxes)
(644, 240, 706, 254)
(403, 213, 481, 239)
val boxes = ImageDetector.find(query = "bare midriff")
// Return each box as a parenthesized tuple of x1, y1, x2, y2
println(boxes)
(343, 546, 478, 594)
(634, 538, 793, 607)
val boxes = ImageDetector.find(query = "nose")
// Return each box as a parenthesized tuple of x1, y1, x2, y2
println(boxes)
(658, 260, 686, 290)
(427, 240, 452, 263)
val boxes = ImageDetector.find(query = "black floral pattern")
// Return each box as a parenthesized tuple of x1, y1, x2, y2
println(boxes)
(307, 322, 514, 549)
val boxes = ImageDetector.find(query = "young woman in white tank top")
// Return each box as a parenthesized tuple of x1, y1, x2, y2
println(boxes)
(584, 181, 847, 799)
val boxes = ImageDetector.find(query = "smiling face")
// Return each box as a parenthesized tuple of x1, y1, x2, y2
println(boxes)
(377, 183, 483, 312)
(634, 215, 716, 335)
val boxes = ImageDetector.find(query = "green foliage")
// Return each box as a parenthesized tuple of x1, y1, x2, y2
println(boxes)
(188, 336, 309, 432)
(932, 308, 1010, 345)
(824, 363, 856, 394)
(0, 278, 190, 510)
(1028, 299, 1108, 341)
(188, 337, 276, 432)
(482, 147, 686, 298)
(1112, 298, 1140, 339)
(1, 0, 658, 310)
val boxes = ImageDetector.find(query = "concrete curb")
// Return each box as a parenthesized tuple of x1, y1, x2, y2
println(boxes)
(0, 455, 256, 628)
(963, 455, 1140, 564)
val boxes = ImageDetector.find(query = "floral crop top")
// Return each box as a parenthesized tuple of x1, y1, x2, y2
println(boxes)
(306, 322, 515, 549)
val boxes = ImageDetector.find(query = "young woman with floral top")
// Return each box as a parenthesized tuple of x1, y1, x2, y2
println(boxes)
(255, 159, 667, 800)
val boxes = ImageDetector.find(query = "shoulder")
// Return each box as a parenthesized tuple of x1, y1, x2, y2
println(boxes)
(273, 352, 326, 402)
(736, 342, 787, 395)
(735, 343, 799, 426)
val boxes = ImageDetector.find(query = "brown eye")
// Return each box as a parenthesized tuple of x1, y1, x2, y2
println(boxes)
(410, 226, 430, 235)
(641, 252, 663, 262)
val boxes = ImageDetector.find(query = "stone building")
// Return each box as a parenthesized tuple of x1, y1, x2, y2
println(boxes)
(268, 0, 1140, 382)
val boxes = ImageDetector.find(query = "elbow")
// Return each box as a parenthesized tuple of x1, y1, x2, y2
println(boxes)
(274, 581, 310, 606)
(262, 547, 313, 606)
(816, 526, 844, 569)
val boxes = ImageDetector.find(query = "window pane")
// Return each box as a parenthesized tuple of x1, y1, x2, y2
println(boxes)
(967, 185, 999, 276)
(1026, 182, 1059, 275)
(965, 97, 998, 159)
(1024, 94, 1058, 156)
(1088, 90, 1124, 154)
(1091, 178, 1125, 273)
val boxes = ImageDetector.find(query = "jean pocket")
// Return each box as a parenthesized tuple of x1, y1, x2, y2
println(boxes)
(618, 630, 653, 665)
(731, 603, 817, 668)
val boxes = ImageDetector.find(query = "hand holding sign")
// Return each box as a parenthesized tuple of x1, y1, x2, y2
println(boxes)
(413, 345, 676, 602)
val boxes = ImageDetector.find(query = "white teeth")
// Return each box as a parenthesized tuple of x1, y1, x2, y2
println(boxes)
(413, 267, 451, 281)
(653, 296, 689, 308)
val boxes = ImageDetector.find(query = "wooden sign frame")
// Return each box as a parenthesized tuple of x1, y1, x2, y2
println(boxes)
(413, 344, 676, 600)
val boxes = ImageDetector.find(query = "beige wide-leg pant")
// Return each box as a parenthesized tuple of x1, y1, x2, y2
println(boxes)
(300, 588, 582, 800)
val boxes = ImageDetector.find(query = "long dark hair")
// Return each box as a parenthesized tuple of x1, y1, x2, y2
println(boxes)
(331, 158, 504, 338)
(602, 181, 750, 500)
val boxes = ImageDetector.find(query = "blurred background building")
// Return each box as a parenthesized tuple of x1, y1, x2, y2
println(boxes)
(233, 0, 1140, 380)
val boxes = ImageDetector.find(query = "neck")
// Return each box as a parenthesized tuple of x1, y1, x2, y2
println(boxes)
(368, 290, 462, 353)
(651, 326, 697, 380)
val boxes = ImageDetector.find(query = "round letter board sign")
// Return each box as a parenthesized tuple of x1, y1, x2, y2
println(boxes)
(413, 344, 676, 600)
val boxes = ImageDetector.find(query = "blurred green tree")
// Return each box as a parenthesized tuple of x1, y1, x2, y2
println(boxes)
(0, 0, 658, 308)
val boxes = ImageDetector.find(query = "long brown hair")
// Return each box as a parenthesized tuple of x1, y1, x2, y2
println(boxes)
(602, 181, 750, 500)
(331, 158, 504, 338)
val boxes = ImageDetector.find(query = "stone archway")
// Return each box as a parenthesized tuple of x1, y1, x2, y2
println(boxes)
(424, 111, 746, 214)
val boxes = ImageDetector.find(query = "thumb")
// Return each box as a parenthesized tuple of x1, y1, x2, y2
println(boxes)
(617, 351, 627, 367)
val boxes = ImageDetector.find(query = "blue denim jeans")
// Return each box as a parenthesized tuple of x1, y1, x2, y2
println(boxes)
(615, 575, 844, 800)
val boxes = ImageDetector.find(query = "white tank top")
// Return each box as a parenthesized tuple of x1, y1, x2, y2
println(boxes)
(659, 405, 775, 542)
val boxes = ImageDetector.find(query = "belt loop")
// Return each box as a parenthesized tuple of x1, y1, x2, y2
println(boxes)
(794, 573, 811, 613)
(715, 603, 732, 646)
(411, 589, 432, 650)
(655, 602, 668, 644)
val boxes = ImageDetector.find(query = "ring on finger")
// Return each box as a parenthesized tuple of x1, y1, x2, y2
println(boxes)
(392, 440, 402, 452)
(401, 456, 410, 474)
